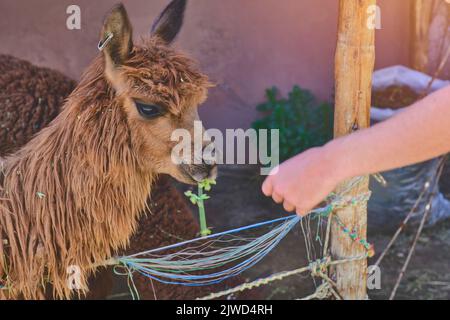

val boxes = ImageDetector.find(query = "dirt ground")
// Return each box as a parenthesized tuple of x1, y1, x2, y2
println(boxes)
(178, 162, 450, 300)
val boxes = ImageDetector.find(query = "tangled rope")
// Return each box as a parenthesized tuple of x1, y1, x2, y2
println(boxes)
(108, 177, 374, 299)
(113, 215, 301, 287)
(196, 255, 368, 300)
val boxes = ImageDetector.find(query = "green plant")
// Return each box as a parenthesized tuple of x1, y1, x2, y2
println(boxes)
(252, 86, 334, 162)
(185, 178, 216, 237)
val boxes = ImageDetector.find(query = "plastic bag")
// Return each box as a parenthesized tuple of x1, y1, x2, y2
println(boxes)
(368, 65, 450, 231)
(371, 65, 450, 122)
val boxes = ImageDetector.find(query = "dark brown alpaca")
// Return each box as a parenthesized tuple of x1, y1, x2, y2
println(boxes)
(0, 1, 219, 299)
(0, 55, 77, 156)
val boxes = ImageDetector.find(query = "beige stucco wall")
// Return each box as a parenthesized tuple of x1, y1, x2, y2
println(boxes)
(0, 0, 431, 130)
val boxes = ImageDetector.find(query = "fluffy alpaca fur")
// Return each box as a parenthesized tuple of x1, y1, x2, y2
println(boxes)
(0, 23, 212, 300)
(0, 54, 261, 300)
(0, 54, 76, 155)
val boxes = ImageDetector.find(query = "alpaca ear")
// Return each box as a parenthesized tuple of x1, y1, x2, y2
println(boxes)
(151, 0, 187, 44)
(99, 3, 133, 66)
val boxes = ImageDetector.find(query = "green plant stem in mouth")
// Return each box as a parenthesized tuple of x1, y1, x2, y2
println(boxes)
(197, 185, 211, 237)
(185, 178, 216, 237)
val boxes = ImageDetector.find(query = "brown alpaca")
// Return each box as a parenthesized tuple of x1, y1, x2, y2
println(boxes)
(0, 48, 260, 302)
(0, 53, 208, 300)
(0, 1, 218, 299)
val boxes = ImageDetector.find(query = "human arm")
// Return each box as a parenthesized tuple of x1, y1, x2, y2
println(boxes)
(262, 85, 450, 216)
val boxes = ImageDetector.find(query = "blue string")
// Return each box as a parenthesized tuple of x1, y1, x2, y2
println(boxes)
(117, 215, 302, 286)
(112, 177, 369, 293)
(125, 213, 308, 257)
(113, 203, 344, 288)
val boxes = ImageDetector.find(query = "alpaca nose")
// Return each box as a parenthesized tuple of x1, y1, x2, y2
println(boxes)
(191, 164, 218, 182)
(201, 144, 218, 180)
(206, 164, 218, 180)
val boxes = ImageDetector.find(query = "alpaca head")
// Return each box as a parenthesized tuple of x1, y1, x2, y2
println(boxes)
(99, 1, 217, 184)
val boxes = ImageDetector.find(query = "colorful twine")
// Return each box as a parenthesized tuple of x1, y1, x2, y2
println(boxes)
(112, 178, 375, 291)
(333, 216, 375, 257)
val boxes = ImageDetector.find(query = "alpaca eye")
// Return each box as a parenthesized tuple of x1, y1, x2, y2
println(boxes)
(135, 101, 164, 119)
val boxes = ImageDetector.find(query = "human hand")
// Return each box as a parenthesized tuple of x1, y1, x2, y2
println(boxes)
(262, 145, 345, 216)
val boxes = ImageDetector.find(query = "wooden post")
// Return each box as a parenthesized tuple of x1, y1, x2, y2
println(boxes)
(410, 0, 435, 72)
(331, 0, 376, 300)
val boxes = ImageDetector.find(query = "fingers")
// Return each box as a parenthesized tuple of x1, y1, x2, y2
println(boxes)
(283, 200, 295, 212)
(262, 176, 308, 215)
(296, 207, 309, 217)
(262, 178, 283, 204)
(272, 192, 283, 204)
(261, 177, 273, 196)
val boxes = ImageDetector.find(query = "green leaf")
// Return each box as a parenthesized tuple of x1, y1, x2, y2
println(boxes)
(36, 192, 46, 199)
(253, 85, 334, 161)
(199, 178, 216, 191)
(200, 228, 212, 237)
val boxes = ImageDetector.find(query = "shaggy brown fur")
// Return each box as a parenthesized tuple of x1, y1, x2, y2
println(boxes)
(0, 55, 76, 155)
(0, 21, 214, 299)
(0, 54, 259, 301)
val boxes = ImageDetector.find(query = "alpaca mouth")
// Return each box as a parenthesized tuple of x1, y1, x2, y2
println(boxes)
(179, 164, 218, 185)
